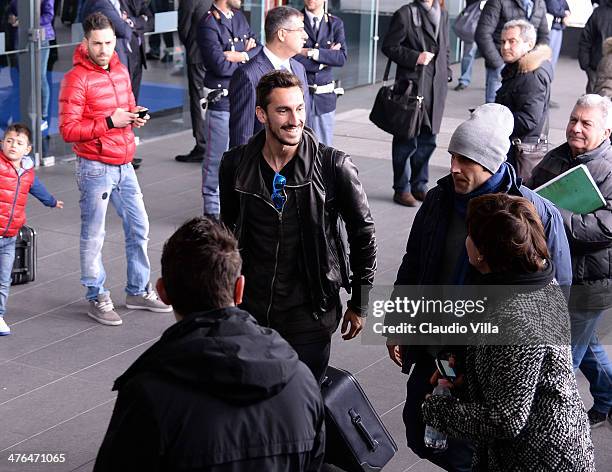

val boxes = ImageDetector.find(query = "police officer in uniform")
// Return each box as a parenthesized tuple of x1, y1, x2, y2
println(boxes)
(197, 0, 261, 218)
(294, 0, 347, 146)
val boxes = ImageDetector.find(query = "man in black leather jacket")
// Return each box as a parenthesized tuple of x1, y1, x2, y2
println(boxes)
(219, 70, 376, 383)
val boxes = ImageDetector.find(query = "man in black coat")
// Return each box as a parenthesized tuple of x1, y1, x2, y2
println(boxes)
(578, 0, 612, 93)
(175, 0, 210, 162)
(528, 94, 612, 428)
(122, 0, 154, 101)
(475, 0, 549, 103)
(495, 19, 552, 174)
(381, 0, 451, 207)
(93, 216, 325, 471)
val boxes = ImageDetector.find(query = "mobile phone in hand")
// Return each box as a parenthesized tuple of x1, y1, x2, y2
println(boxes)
(137, 108, 149, 119)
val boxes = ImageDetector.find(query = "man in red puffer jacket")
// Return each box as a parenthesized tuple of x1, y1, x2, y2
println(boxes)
(59, 12, 171, 327)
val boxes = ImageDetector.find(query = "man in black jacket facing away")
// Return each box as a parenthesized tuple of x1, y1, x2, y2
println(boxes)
(578, 0, 612, 93)
(220, 70, 376, 383)
(94, 217, 325, 471)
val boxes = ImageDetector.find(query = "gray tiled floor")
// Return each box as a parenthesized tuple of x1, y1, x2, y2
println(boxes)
(1, 56, 611, 472)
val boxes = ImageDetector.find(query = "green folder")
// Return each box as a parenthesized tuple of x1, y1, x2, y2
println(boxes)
(535, 164, 605, 214)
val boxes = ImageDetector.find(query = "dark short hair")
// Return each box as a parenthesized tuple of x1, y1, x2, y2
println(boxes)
(256, 70, 303, 110)
(5, 123, 32, 144)
(467, 194, 550, 273)
(83, 12, 115, 38)
(161, 217, 242, 315)
(264, 5, 302, 42)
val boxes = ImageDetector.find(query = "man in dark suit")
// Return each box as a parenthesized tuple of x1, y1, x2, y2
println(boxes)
(176, 0, 211, 162)
(122, 0, 154, 101)
(294, 0, 347, 146)
(80, 0, 134, 67)
(228, 5, 310, 148)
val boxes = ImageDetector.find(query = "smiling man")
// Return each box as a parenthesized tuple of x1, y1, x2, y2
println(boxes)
(389, 102, 571, 471)
(528, 94, 612, 428)
(219, 70, 376, 383)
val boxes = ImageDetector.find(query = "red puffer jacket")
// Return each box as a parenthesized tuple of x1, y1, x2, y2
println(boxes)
(0, 151, 35, 237)
(59, 44, 136, 165)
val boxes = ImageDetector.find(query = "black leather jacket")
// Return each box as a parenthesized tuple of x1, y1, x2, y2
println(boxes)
(219, 128, 376, 318)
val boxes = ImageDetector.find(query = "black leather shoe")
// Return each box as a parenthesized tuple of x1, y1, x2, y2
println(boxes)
(145, 52, 160, 61)
(454, 83, 467, 91)
(175, 152, 204, 163)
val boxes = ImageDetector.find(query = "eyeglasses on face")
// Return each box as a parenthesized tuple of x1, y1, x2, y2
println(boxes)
(271, 172, 287, 211)
(282, 26, 306, 33)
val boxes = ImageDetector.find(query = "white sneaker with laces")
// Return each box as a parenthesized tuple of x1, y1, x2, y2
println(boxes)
(126, 283, 172, 313)
(0, 317, 11, 335)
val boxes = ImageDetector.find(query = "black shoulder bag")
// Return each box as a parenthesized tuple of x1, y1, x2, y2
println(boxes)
(369, 4, 427, 140)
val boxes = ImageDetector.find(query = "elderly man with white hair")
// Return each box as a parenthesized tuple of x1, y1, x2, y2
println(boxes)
(528, 93, 612, 428)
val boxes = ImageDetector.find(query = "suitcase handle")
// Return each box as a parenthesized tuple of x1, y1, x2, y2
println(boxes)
(349, 408, 379, 451)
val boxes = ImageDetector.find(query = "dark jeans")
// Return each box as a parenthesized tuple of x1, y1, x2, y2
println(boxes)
(291, 339, 331, 385)
(570, 309, 612, 415)
(403, 357, 474, 472)
(392, 132, 436, 194)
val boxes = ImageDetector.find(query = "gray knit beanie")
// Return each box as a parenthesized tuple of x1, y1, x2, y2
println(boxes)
(448, 103, 514, 174)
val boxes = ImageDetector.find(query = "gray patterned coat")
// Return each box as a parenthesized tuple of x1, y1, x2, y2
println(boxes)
(422, 283, 595, 471)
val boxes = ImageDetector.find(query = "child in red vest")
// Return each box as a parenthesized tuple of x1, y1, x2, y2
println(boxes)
(0, 124, 63, 336)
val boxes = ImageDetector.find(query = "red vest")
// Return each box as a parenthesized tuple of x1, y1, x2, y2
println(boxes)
(0, 152, 35, 237)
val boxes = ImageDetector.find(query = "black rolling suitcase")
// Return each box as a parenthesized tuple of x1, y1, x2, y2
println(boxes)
(11, 225, 36, 285)
(321, 366, 398, 472)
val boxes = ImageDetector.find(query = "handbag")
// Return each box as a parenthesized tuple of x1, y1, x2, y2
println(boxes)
(452, 1, 482, 43)
(369, 59, 426, 140)
(370, 3, 427, 140)
(513, 136, 549, 182)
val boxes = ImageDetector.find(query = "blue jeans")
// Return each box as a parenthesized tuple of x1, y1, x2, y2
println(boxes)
(485, 65, 503, 103)
(0, 236, 17, 317)
(41, 39, 50, 118)
(549, 28, 563, 72)
(202, 109, 229, 215)
(311, 110, 336, 146)
(76, 158, 150, 301)
(570, 309, 612, 414)
(459, 42, 477, 86)
(392, 132, 436, 194)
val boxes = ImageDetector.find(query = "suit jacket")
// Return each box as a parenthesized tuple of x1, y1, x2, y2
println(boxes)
(229, 50, 311, 148)
(293, 11, 347, 115)
(80, 0, 134, 66)
(122, 0, 153, 70)
(178, 0, 211, 64)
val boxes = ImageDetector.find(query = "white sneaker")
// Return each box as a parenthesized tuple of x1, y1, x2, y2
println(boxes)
(0, 317, 11, 335)
(126, 283, 172, 313)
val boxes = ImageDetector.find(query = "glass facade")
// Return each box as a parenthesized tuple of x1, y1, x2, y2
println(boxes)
(0, 0, 592, 161)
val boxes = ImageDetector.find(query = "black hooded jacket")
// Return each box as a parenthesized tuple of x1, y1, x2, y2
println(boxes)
(93, 307, 325, 472)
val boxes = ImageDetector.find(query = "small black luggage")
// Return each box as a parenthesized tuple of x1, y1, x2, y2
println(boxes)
(11, 225, 36, 285)
(321, 366, 398, 472)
